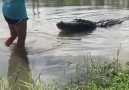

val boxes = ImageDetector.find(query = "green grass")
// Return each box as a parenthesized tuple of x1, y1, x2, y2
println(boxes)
(64, 49, 129, 90)
(65, 60, 129, 90)
(0, 76, 58, 90)
(1, 49, 129, 90)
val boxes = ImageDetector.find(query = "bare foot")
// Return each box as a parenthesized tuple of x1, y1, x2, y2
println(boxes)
(5, 36, 16, 46)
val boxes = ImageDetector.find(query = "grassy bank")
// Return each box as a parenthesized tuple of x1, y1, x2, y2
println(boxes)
(65, 58, 129, 90)
(65, 49, 129, 90)
(1, 51, 129, 90)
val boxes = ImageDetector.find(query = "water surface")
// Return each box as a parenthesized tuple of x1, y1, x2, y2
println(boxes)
(0, 0, 129, 85)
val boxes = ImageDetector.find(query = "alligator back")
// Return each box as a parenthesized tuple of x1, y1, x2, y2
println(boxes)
(56, 19, 96, 32)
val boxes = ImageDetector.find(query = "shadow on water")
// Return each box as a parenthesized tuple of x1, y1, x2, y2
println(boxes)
(8, 45, 33, 90)
(58, 29, 95, 37)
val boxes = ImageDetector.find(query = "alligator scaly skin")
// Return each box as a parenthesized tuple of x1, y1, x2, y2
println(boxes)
(56, 16, 129, 32)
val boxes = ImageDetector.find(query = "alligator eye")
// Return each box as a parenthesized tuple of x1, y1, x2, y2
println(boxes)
(58, 21, 64, 26)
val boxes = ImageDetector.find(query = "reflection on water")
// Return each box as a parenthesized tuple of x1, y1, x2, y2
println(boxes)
(8, 45, 33, 90)
(28, 0, 129, 9)
(31, 0, 40, 16)
(27, 0, 129, 19)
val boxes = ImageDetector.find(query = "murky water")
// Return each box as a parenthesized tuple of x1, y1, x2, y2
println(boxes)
(1, 0, 129, 85)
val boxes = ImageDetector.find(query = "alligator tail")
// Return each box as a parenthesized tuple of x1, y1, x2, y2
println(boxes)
(119, 15, 129, 22)
(96, 15, 129, 28)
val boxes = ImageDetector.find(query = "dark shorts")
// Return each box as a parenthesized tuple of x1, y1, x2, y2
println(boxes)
(4, 15, 28, 25)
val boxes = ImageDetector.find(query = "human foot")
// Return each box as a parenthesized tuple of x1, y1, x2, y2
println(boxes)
(5, 36, 16, 46)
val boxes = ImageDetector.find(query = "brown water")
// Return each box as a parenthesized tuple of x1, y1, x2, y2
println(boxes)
(0, 0, 129, 85)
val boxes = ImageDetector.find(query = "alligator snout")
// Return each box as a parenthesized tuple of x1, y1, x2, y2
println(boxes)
(56, 21, 64, 29)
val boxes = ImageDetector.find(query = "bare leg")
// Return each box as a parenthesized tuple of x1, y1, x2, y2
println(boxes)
(5, 24, 17, 46)
(15, 20, 27, 47)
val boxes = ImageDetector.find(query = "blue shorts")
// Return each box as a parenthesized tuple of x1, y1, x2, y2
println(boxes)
(4, 15, 28, 25)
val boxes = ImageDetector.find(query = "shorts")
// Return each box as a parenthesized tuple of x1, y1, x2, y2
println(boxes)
(4, 15, 28, 25)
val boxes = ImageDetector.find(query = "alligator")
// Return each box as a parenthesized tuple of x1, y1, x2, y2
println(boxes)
(56, 16, 129, 32)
